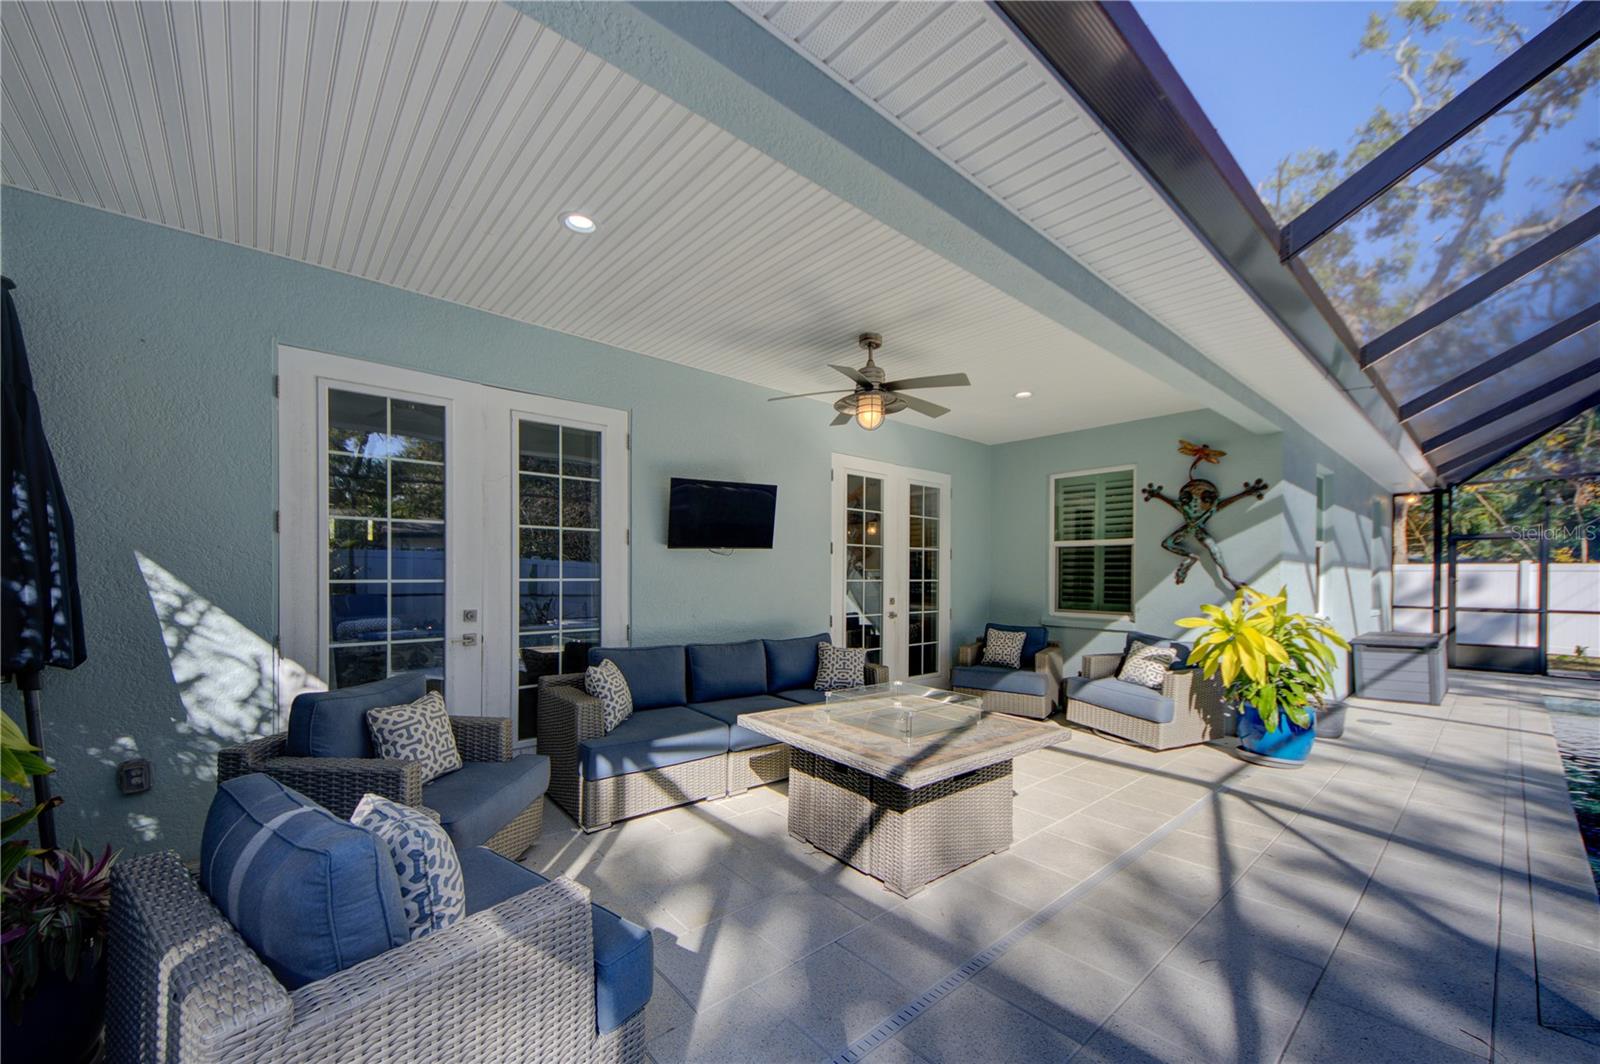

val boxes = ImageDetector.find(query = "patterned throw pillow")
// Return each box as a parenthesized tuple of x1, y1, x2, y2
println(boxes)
(981, 627, 1028, 669)
(1117, 640, 1178, 690)
(350, 793, 465, 940)
(814, 642, 868, 691)
(585, 658, 634, 733)
(366, 691, 462, 783)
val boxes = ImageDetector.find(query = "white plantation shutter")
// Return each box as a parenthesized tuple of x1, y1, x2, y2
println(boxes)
(1052, 470, 1134, 614)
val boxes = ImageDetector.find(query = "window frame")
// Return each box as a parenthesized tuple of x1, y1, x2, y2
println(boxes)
(1048, 465, 1137, 620)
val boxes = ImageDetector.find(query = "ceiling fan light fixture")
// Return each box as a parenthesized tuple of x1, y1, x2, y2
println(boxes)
(855, 391, 885, 431)
(1014, 390, 1033, 399)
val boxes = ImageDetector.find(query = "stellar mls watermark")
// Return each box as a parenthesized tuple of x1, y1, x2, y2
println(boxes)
(1508, 522, 1600, 541)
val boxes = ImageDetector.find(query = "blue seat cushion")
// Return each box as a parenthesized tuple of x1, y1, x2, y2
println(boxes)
(764, 633, 828, 692)
(200, 774, 408, 989)
(686, 640, 768, 702)
(1067, 676, 1177, 724)
(587, 645, 687, 710)
(984, 623, 1050, 669)
(951, 665, 1050, 698)
(1123, 631, 1193, 667)
(687, 694, 793, 751)
(286, 672, 428, 758)
(776, 687, 826, 705)
(579, 705, 729, 781)
(459, 848, 653, 1035)
(422, 756, 551, 851)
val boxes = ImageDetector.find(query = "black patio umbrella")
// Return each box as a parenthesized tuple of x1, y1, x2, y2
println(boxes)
(2, 276, 87, 849)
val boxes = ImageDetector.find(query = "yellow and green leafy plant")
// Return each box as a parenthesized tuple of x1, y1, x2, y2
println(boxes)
(1176, 586, 1349, 733)
(2, 711, 55, 889)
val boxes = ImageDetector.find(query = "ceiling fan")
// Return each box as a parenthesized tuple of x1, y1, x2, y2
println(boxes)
(767, 333, 971, 431)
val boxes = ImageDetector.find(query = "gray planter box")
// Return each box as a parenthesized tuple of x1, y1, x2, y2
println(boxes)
(1316, 700, 1347, 739)
(1350, 631, 1447, 705)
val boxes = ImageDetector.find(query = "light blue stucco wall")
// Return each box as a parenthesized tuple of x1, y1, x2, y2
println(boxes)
(987, 408, 1391, 695)
(0, 188, 994, 853)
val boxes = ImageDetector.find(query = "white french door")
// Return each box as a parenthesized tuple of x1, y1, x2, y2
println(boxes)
(277, 347, 629, 745)
(830, 455, 952, 685)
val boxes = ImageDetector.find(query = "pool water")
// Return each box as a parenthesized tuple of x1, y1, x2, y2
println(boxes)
(1545, 696, 1600, 889)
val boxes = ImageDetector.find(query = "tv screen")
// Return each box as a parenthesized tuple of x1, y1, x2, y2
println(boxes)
(668, 478, 778, 549)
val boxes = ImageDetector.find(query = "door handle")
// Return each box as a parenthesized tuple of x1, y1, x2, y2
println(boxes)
(453, 633, 479, 647)
(888, 611, 898, 619)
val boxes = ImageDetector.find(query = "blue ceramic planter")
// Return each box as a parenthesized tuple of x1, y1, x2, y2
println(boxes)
(1237, 702, 1317, 767)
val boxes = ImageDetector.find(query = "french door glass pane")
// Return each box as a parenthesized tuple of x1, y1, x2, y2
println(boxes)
(326, 388, 446, 689)
(845, 474, 885, 665)
(908, 485, 940, 676)
(516, 421, 603, 740)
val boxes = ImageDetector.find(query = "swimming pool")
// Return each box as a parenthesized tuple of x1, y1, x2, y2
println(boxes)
(1546, 695, 1600, 889)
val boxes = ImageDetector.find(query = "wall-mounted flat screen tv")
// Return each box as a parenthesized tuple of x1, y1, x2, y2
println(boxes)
(667, 478, 778, 549)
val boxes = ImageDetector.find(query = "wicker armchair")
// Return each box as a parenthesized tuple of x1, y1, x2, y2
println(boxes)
(953, 638, 1065, 719)
(218, 709, 542, 860)
(1065, 652, 1229, 750)
(106, 850, 644, 1064)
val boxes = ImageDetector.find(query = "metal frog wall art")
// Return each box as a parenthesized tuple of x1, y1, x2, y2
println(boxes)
(1143, 440, 1269, 589)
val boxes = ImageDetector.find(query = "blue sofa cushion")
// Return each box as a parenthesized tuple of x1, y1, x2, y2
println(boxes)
(459, 848, 653, 1035)
(687, 694, 793, 751)
(200, 774, 408, 989)
(764, 633, 828, 692)
(951, 665, 1051, 698)
(286, 672, 428, 758)
(983, 623, 1050, 669)
(686, 640, 768, 702)
(587, 646, 687, 710)
(776, 687, 826, 705)
(422, 756, 551, 851)
(1123, 631, 1194, 668)
(1067, 676, 1177, 724)
(579, 705, 729, 781)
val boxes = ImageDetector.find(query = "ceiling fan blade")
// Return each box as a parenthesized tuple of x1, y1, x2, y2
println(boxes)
(882, 373, 971, 391)
(766, 391, 850, 402)
(830, 412, 854, 426)
(829, 363, 870, 385)
(896, 392, 951, 419)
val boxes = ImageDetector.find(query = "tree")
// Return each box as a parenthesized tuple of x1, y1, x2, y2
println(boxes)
(1260, 0, 1599, 358)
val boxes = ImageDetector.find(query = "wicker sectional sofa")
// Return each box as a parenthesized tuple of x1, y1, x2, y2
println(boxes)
(539, 634, 887, 832)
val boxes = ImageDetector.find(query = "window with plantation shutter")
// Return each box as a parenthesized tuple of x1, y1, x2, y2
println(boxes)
(1051, 468, 1135, 615)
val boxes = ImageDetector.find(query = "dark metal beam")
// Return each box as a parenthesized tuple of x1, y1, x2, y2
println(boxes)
(1435, 389, 1600, 483)
(1397, 303, 1600, 423)
(1363, 206, 1600, 367)
(1280, 3, 1600, 261)
(1420, 356, 1600, 453)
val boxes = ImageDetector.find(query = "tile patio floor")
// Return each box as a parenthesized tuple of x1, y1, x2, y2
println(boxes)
(522, 672, 1600, 1063)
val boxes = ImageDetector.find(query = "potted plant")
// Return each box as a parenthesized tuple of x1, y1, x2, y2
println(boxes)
(1, 711, 116, 1062)
(1177, 585, 1349, 767)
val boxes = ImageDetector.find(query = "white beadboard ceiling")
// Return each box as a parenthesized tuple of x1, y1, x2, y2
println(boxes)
(0, 0, 1201, 445)
(737, 1, 1421, 474)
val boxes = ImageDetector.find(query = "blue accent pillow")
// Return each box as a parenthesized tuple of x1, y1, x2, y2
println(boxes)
(686, 640, 768, 701)
(586, 645, 687, 710)
(286, 672, 428, 758)
(985, 623, 1049, 669)
(764, 633, 829, 692)
(200, 774, 408, 989)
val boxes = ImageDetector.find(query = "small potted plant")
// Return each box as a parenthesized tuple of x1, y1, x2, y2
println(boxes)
(1177, 585, 1349, 767)
(1, 711, 116, 1061)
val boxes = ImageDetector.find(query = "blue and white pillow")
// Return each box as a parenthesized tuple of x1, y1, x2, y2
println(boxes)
(585, 658, 634, 733)
(814, 642, 868, 691)
(350, 793, 465, 940)
(367, 691, 462, 783)
(981, 628, 1027, 669)
(1117, 640, 1177, 690)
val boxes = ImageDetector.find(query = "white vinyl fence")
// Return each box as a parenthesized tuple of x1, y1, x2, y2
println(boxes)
(1393, 562, 1600, 652)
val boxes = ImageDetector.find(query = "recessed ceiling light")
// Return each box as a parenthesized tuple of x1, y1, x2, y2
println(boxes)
(1014, 390, 1033, 399)
(561, 212, 597, 234)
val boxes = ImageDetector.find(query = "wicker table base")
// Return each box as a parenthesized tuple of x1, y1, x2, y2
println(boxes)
(787, 748, 1012, 897)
